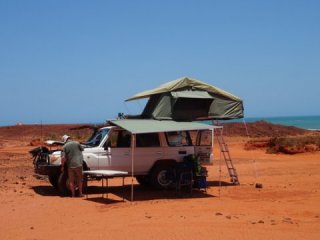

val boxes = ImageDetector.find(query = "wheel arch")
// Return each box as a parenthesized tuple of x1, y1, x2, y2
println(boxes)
(149, 159, 176, 174)
(82, 160, 89, 170)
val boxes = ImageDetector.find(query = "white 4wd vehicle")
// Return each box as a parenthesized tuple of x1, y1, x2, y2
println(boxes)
(31, 121, 213, 193)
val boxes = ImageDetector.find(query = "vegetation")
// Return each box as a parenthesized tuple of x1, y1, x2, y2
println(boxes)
(266, 135, 320, 154)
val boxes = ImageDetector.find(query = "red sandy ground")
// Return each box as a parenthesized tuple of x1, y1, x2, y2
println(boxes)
(0, 124, 319, 240)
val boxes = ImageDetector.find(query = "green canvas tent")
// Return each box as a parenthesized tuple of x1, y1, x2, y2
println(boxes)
(126, 77, 244, 121)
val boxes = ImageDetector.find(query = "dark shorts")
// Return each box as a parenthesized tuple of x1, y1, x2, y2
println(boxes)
(68, 166, 83, 185)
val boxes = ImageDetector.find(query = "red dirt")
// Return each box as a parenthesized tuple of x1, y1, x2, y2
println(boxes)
(0, 123, 319, 240)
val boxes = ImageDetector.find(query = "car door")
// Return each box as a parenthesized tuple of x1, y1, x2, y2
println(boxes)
(163, 131, 195, 161)
(134, 132, 163, 174)
(83, 127, 111, 170)
(83, 147, 104, 170)
(105, 131, 164, 174)
(104, 130, 132, 172)
(194, 130, 213, 165)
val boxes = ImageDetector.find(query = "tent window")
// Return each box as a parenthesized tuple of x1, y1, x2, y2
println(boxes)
(136, 133, 160, 147)
(172, 98, 213, 120)
(165, 131, 192, 147)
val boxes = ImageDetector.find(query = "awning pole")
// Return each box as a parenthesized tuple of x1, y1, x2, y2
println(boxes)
(211, 125, 214, 163)
(131, 134, 135, 202)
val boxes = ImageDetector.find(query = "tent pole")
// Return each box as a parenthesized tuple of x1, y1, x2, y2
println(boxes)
(211, 125, 214, 164)
(213, 120, 222, 198)
(242, 119, 260, 187)
(131, 134, 135, 202)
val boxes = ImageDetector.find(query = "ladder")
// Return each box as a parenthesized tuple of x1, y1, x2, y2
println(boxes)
(214, 125, 240, 185)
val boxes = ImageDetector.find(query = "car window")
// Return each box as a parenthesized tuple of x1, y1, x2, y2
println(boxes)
(197, 130, 212, 146)
(85, 128, 109, 147)
(106, 130, 131, 148)
(189, 130, 197, 145)
(136, 133, 160, 147)
(165, 131, 191, 147)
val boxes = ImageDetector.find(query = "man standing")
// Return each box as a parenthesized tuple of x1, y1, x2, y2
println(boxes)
(61, 135, 84, 197)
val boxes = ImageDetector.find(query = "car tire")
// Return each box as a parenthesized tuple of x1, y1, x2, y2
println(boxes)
(151, 164, 174, 190)
(57, 172, 69, 196)
(58, 168, 87, 195)
(136, 175, 151, 187)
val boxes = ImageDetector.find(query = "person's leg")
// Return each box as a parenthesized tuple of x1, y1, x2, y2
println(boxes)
(68, 168, 76, 197)
(75, 167, 83, 197)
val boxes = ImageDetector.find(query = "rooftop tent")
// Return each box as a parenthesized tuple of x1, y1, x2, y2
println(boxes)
(126, 77, 244, 121)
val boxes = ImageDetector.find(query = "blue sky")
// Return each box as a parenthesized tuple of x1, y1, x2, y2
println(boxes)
(1, 0, 319, 125)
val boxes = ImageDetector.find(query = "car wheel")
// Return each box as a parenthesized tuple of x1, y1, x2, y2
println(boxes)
(151, 164, 174, 189)
(136, 175, 151, 187)
(58, 168, 87, 195)
(57, 172, 70, 196)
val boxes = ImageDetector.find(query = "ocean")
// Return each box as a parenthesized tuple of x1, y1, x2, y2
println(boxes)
(222, 115, 320, 131)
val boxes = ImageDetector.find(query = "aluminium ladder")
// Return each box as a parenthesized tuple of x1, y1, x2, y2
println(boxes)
(214, 124, 240, 185)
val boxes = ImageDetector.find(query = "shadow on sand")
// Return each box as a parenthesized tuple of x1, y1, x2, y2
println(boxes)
(32, 186, 61, 197)
(83, 184, 215, 205)
(207, 181, 237, 187)
(32, 182, 221, 204)
(32, 179, 238, 204)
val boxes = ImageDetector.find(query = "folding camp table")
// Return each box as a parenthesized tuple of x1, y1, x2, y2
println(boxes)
(83, 170, 128, 200)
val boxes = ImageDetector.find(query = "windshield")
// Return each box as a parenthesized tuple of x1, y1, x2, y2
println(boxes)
(84, 128, 110, 147)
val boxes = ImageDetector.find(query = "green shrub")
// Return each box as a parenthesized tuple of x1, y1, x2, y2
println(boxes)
(266, 136, 320, 154)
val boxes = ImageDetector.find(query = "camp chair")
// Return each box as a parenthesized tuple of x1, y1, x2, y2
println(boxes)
(193, 167, 208, 192)
(173, 161, 193, 196)
(183, 154, 208, 192)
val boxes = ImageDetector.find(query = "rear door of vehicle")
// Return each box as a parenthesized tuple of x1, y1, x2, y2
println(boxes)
(163, 131, 194, 161)
(194, 130, 213, 165)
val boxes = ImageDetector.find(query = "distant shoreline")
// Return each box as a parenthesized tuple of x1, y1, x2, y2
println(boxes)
(1, 115, 320, 130)
(221, 115, 320, 131)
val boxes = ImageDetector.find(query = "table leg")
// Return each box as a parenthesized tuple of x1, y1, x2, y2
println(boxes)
(102, 177, 104, 198)
(122, 177, 125, 201)
(85, 174, 89, 199)
(106, 178, 109, 199)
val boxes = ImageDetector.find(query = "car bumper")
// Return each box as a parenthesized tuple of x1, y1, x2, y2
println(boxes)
(34, 163, 60, 176)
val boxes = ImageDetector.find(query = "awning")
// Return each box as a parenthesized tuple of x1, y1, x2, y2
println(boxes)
(107, 119, 218, 202)
(109, 119, 217, 134)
